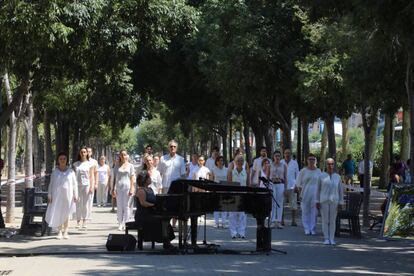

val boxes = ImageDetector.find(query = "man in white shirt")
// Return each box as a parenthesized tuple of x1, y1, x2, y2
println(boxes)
(251, 147, 270, 187)
(281, 148, 299, 226)
(158, 140, 186, 193)
(158, 140, 186, 229)
(206, 146, 219, 171)
(358, 153, 373, 191)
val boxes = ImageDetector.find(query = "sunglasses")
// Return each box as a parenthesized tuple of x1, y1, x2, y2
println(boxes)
(170, 145, 177, 148)
(327, 163, 335, 165)
(308, 158, 316, 161)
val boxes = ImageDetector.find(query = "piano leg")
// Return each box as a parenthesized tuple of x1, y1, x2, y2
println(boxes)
(256, 217, 271, 252)
(178, 220, 183, 249)
(190, 216, 198, 246)
(183, 219, 188, 246)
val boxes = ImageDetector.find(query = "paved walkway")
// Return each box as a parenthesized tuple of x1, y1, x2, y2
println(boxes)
(1, 203, 413, 276)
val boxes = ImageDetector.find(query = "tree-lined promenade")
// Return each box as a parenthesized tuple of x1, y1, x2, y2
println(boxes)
(1, 0, 414, 231)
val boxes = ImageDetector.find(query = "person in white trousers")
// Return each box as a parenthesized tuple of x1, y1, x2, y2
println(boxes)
(73, 147, 94, 229)
(211, 156, 228, 228)
(87, 147, 98, 209)
(269, 150, 287, 229)
(296, 153, 321, 235)
(114, 150, 135, 231)
(96, 156, 110, 206)
(228, 155, 249, 239)
(316, 158, 345, 245)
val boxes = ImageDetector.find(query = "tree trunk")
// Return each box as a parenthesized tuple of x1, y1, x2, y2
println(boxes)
(302, 118, 310, 164)
(24, 99, 34, 189)
(3, 72, 17, 223)
(380, 113, 392, 189)
(55, 112, 70, 154)
(361, 108, 378, 227)
(320, 124, 328, 170)
(242, 117, 252, 164)
(325, 115, 337, 162)
(406, 52, 414, 181)
(264, 126, 274, 157)
(44, 111, 54, 175)
(229, 120, 233, 161)
(368, 116, 379, 162)
(281, 126, 292, 151)
(400, 108, 410, 161)
(33, 113, 42, 177)
(341, 118, 349, 161)
(297, 117, 302, 169)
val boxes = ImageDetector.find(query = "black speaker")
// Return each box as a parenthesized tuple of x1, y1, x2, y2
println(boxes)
(106, 234, 137, 251)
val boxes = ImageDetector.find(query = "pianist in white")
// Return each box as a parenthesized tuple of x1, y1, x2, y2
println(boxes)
(228, 155, 249, 239)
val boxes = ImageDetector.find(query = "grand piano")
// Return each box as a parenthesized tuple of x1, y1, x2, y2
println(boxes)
(153, 179, 273, 252)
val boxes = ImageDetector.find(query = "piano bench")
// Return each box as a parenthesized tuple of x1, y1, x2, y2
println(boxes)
(125, 222, 155, 250)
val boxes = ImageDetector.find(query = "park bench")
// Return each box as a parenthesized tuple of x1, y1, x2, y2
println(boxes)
(335, 192, 363, 238)
(125, 221, 155, 250)
(19, 188, 48, 236)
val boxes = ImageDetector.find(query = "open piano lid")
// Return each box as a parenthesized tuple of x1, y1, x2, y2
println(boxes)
(167, 179, 270, 194)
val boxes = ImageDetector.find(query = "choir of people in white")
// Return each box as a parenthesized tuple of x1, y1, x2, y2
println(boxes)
(45, 140, 346, 245)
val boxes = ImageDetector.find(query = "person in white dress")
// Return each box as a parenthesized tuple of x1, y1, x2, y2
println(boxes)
(109, 154, 120, 213)
(269, 151, 288, 229)
(211, 156, 228, 228)
(96, 156, 110, 207)
(114, 150, 136, 231)
(73, 147, 94, 229)
(296, 153, 322, 235)
(45, 152, 78, 239)
(143, 155, 162, 194)
(228, 155, 248, 239)
(316, 158, 344, 245)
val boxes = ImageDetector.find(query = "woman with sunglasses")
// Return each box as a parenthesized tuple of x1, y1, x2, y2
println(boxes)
(269, 150, 288, 229)
(316, 158, 344, 245)
(296, 153, 322, 235)
(211, 155, 228, 228)
(73, 147, 94, 229)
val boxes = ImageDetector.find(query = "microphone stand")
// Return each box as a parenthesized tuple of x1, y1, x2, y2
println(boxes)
(259, 177, 287, 255)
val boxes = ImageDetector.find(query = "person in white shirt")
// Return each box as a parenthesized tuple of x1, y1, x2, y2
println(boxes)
(228, 155, 248, 239)
(251, 147, 271, 187)
(113, 150, 135, 231)
(316, 158, 344, 245)
(269, 150, 288, 229)
(45, 152, 78, 239)
(158, 140, 186, 228)
(153, 153, 161, 169)
(211, 156, 228, 228)
(205, 146, 219, 171)
(143, 155, 162, 194)
(96, 156, 110, 207)
(358, 153, 373, 191)
(227, 148, 250, 184)
(296, 153, 322, 235)
(158, 140, 186, 194)
(73, 147, 94, 229)
(109, 154, 119, 213)
(87, 147, 98, 211)
(193, 155, 211, 181)
(186, 153, 199, 180)
(281, 148, 300, 226)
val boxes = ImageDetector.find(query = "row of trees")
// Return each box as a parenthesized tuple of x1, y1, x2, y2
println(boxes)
(1, 1, 413, 227)
(132, 0, 413, 226)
